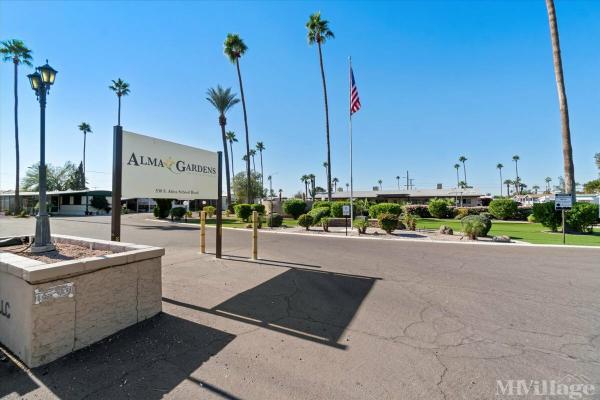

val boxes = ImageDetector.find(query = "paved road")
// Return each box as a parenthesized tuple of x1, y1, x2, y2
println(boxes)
(1, 215, 600, 399)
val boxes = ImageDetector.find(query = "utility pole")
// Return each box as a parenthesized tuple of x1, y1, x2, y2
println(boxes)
(406, 170, 409, 190)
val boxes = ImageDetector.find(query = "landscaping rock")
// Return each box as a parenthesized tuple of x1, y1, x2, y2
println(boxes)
(492, 235, 511, 243)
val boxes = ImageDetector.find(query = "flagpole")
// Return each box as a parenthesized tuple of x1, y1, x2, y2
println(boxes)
(349, 56, 354, 231)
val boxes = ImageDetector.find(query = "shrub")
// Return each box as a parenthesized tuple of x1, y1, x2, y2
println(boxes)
(153, 206, 160, 218)
(403, 204, 431, 218)
(203, 205, 216, 217)
(532, 202, 561, 232)
(428, 199, 451, 219)
(567, 203, 599, 233)
(455, 207, 470, 220)
(330, 201, 351, 218)
(266, 213, 284, 227)
(90, 196, 110, 212)
(170, 206, 186, 220)
(461, 215, 490, 239)
(403, 213, 417, 231)
(488, 199, 518, 220)
(439, 225, 453, 235)
(453, 206, 488, 219)
(527, 214, 536, 223)
(298, 214, 313, 230)
(283, 199, 307, 219)
(308, 207, 330, 225)
(378, 213, 399, 234)
(251, 204, 265, 215)
(321, 217, 331, 232)
(514, 207, 533, 221)
(369, 203, 403, 219)
(312, 200, 332, 210)
(234, 204, 253, 221)
(154, 199, 172, 219)
(354, 217, 369, 234)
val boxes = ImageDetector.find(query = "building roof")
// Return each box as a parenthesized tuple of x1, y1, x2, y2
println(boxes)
(322, 188, 483, 199)
(0, 189, 111, 197)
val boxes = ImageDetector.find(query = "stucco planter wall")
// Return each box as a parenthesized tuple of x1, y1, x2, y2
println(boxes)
(0, 234, 164, 367)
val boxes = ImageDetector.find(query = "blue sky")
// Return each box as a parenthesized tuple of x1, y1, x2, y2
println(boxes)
(1, 0, 599, 196)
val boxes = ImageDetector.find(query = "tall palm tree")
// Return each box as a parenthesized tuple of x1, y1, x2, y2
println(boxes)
(546, 0, 576, 201)
(301, 174, 310, 199)
(1, 39, 32, 214)
(504, 179, 513, 196)
(224, 33, 252, 203)
(78, 122, 92, 214)
(396, 175, 400, 189)
(496, 163, 504, 197)
(453, 164, 460, 187)
(256, 142, 265, 197)
(345, 182, 349, 192)
(512, 155, 520, 194)
(108, 78, 130, 126)
(458, 156, 468, 186)
(226, 131, 238, 176)
(206, 85, 240, 207)
(532, 185, 540, 194)
(249, 149, 256, 173)
(332, 177, 339, 191)
(378, 179, 383, 190)
(545, 177, 552, 193)
(307, 12, 335, 202)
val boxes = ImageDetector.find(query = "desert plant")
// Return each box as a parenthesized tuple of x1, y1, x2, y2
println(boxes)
(428, 198, 451, 219)
(532, 202, 561, 232)
(378, 213, 399, 234)
(403, 204, 431, 218)
(566, 202, 599, 233)
(461, 215, 487, 239)
(234, 203, 253, 221)
(369, 203, 403, 219)
(439, 225, 453, 235)
(488, 199, 518, 220)
(321, 217, 330, 232)
(298, 214, 314, 230)
(283, 199, 307, 219)
(354, 217, 369, 234)
(403, 213, 417, 231)
(308, 207, 330, 225)
(203, 205, 216, 217)
(266, 213, 284, 227)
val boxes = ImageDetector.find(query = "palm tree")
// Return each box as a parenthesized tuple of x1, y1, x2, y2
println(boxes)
(226, 131, 238, 176)
(378, 179, 383, 190)
(453, 164, 460, 187)
(395, 175, 400, 189)
(546, 0, 576, 201)
(301, 175, 310, 199)
(307, 12, 335, 202)
(308, 173, 316, 200)
(108, 78, 130, 126)
(545, 177, 552, 193)
(512, 155, 520, 195)
(322, 161, 328, 187)
(249, 149, 257, 173)
(458, 180, 467, 189)
(504, 179, 513, 196)
(256, 142, 265, 197)
(332, 177, 339, 191)
(1, 39, 32, 214)
(78, 122, 92, 214)
(458, 156, 468, 186)
(345, 182, 349, 192)
(496, 163, 504, 197)
(224, 33, 252, 203)
(532, 185, 540, 194)
(206, 86, 240, 207)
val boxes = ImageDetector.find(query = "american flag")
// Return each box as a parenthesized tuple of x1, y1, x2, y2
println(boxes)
(350, 67, 361, 115)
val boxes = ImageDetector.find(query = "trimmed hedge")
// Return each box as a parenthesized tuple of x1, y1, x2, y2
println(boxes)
(428, 199, 452, 219)
(567, 202, 599, 233)
(312, 200, 332, 210)
(251, 204, 265, 215)
(369, 203, 403, 219)
(461, 214, 492, 239)
(378, 213, 399, 234)
(234, 204, 253, 221)
(330, 201, 354, 218)
(266, 213, 284, 227)
(308, 207, 330, 225)
(283, 199, 307, 219)
(298, 214, 313, 230)
(488, 199, 518, 220)
(403, 204, 431, 218)
(532, 202, 561, 232)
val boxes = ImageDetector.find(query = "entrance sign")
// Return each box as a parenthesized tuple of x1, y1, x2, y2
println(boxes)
(122, 131, 218, 200)
(555, 194, 572, 210)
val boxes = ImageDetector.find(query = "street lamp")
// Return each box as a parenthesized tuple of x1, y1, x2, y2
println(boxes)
(28, 60, 58, 253)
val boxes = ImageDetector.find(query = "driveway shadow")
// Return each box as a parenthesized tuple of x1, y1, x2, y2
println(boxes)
(1, 313, 236, 400)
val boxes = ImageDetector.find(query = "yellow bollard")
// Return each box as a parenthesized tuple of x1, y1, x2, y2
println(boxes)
(200, 211, 206, 253)
(252, 210, 258, 260)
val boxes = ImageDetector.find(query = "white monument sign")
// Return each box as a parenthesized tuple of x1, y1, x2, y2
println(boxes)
(554, 194, 573, 210)
(122, 131, 218, 200)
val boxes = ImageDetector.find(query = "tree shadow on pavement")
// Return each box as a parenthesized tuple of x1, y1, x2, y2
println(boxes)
(165, 266, 378, 350)
(0, 313, 236, 400)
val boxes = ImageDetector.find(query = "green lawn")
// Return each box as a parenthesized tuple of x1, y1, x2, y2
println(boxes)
(417, 218, 600, 246)
(176, 216, 299, 228)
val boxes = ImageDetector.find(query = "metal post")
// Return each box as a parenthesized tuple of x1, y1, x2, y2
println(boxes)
(111, 125, 123, 241)
(562, 209, 566, 245)
(252, 210, 258, 260)
(200, 211, 206, 253)
(349, 56, 354, 231)
(215, 151, 223, 258)
(32, 87, 54, 252)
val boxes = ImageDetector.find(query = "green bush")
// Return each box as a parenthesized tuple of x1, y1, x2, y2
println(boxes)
(251, 204, 265, 215)
(153, 206, 160, 218)
(234, 204, 253, 221)
(312, 200, 332, 210)
(298, 214, 314, 230)
(154, 199, 173, 219)
(308, 207, 330, 225)
(203, 205, 216, 217)
(514, 207, 533, 221)
(461, 215, 492, 239)
(428, 199, 451, 219)
(403, 213, 416, 231)
(403, 205, 431, 218)
(567, 203, 599, 233)
(527, 214, 536, 223)
(369, 203, 403, 219)
(354, 217, 369, 234)
(321, 217, 331, 232)
(266, 213, 284, 227)
(170, 207, 186, 220)
(532, 202, 561, 232)
(283, 199, 307, 219)
(330, 201, 348, 218)
(488, 199, 518, 220)
(378, 213, 399, 234)
(90, 196, 110, 212)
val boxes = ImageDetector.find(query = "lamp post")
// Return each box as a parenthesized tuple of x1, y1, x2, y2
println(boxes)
(28, 60, 57, 253)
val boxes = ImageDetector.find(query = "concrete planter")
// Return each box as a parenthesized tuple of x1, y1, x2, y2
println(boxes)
(0, 234, 164, 367)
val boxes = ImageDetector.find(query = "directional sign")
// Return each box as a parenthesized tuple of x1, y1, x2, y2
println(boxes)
(342, 205, 351, 216)
(555, 194, 573, 210)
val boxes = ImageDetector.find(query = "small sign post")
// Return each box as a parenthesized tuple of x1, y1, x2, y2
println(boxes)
(343, 205, 351, 236)
(555, 194, 573, 245)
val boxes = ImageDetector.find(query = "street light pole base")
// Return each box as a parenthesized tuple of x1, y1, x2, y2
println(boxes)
(30, 243, 56, 253)
(33, 214, 54, 253)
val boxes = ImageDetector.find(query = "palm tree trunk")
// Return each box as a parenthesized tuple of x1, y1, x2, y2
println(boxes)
(546, 0, 576, 201)
(304, 181, 308, 199)
(514, 162, 519, 195)
(455, 169, 459, 187)
(499, 169, 503, 197)
(252, 156, 255, 174)
(13, 60, 20, 213)
(117, 95, 121, 126)
(235, 59, 252, 203)
(317, 42, 332, 202)
(229, 141, 235, 177)
(462, 163, 467, 186)
(259, 151, 264, 198)
(219, 117, 232, 208)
